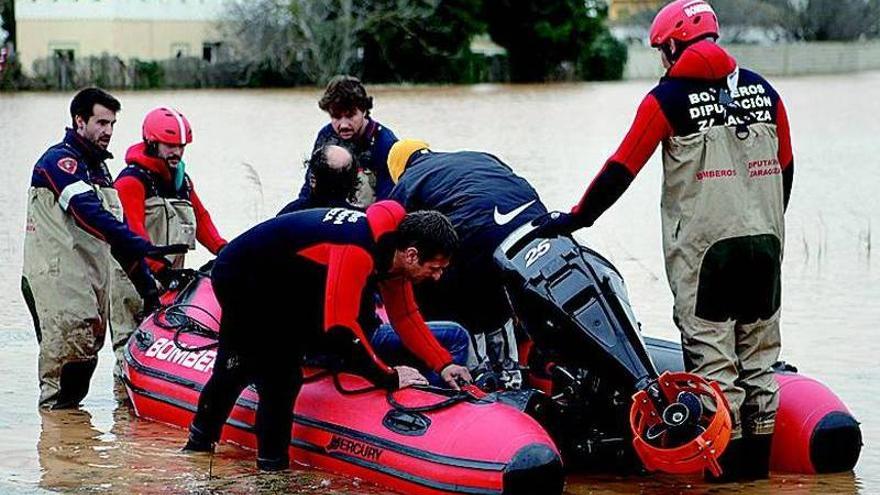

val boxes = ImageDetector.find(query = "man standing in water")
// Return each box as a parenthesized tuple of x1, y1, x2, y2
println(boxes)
(184, 201, 471, 470)
(540, 0, 793, 481)
(110, 107, 227, 376)
(296, 75, 398, 207)
(21, 88, 187, 409)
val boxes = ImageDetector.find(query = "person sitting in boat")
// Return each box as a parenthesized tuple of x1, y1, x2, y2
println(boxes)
(387, 140, 549, 390)
(294, 75, 398, 207)
(280, 144, 471, 386)
(183, 201, 472, 471)
(111, 107, 227, 377)
(278, 143, 360, 214)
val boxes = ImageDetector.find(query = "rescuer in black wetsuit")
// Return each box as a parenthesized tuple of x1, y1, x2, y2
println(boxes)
(183, 200, 471, 470)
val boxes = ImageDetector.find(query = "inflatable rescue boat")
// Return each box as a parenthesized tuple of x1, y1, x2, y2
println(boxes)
(123, 275, 564, 495)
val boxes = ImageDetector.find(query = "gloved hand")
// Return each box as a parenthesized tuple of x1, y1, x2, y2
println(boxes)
(440, 364, 472, 390)
(532, 211, 581, 238)
(140, 285, 161, 319)
(145, 243, 190, 262)
(156, 268, 197, 291)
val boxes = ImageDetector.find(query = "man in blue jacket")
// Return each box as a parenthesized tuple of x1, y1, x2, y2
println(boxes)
(387, 140, 548, 389)
(296, 75, 398, 206)
(21, 87, 186, 409)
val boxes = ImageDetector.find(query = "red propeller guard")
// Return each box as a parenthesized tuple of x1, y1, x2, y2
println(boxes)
(629, 371, 732, 476)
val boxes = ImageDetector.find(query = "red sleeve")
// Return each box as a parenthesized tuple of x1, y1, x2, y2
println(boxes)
(379, 278, 453, 373)
(606, 93, 672, 176)
(115, 175, 164, 273)
(190, 186, 227, 254)
(776, 99, 793, 169)
(570, 94, 672, 226)
(115, 175, 149, 240)
(300, 243, 394, 375)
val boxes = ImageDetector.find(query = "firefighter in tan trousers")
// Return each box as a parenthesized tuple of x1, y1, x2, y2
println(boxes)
(22, 88, 188, 409)
(110, 107, 227, 375)
(538, 0, 794, 482)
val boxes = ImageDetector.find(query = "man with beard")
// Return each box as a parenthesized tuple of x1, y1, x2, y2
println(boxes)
(295, 75, 398, 207)
(22, 88, 187, 408)
(111, 107, 228, 376)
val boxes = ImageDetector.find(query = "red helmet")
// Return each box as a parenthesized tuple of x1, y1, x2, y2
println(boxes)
(649, 0, 719, 48)
(143, 107, 193, 146)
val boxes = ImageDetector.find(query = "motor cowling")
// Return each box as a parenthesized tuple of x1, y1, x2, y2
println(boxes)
(494, 222, 658, 392)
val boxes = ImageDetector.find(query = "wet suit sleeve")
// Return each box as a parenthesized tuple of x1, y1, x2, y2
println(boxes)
(37, 159, 155, 293)
(379, 277, 453, 373)
(190, 186, 227, 254)
(571, 94, 672, 227)
(317, 244, 397, 386)
(776, 99, 794, 212)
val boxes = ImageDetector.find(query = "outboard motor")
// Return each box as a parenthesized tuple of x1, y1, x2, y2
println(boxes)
(495, 217, 731, 475)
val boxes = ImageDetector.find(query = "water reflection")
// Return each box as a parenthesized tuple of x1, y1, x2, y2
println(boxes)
(35, 390, 392, 494)
(565, 472, 862, 494)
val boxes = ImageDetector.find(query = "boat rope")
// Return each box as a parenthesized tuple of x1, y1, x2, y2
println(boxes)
(152, 303, 221, 352)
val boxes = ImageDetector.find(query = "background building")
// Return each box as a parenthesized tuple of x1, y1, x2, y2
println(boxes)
(608, 0, 661, 21)
(15, 0, 228, 74)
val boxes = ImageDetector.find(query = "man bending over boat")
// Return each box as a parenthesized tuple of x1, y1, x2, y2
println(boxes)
(184, 200, 472, 470)
(387, 140, 549, 390)
(279, 144, 472, 385)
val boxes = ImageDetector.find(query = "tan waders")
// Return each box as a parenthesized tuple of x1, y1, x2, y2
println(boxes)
(109, 197, 195, 375)
(22, 186, 123, 408)
(354, 168, 377, 207)
(660, 123, 784, 438)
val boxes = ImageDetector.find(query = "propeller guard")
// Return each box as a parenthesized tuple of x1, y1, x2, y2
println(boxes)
(629, 371, 732, 476)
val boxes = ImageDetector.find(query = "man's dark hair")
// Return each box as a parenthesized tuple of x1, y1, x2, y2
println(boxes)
(395, 211, 459, 262)
(70, 87, 121, 127)
(308, 144, 360, 203)
(318, 75, 373, 116)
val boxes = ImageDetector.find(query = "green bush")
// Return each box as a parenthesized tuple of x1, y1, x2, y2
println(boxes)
(577, 32, 628, 81)
(133, 59, 164, 89)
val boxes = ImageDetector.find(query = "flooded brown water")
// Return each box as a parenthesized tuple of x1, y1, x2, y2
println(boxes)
(1, 74, 877, 493)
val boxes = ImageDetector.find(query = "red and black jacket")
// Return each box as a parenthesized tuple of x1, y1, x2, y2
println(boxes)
(213, 201, 453, 382)
(115, 142, 227, 273)
(571, 40, 794, 227)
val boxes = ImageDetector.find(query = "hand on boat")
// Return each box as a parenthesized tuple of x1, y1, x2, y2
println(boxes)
(395, 366, 429, 389)
(440, 364, 472, 390)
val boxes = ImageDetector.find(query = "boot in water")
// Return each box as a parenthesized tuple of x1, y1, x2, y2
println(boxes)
(182, 428, 215, 453)
(740, 433, 773, 480)
(257, 455, 290, 471)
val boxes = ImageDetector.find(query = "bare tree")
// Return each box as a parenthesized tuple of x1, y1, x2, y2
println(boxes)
(768, 0, 880, 41)
(221, 0, 440, 84)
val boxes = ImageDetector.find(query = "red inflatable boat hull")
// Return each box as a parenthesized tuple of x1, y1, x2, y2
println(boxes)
(124, 277, 564, 495)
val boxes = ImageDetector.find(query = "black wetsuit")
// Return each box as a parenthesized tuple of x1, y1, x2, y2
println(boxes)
(189, 203, 452, 468)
